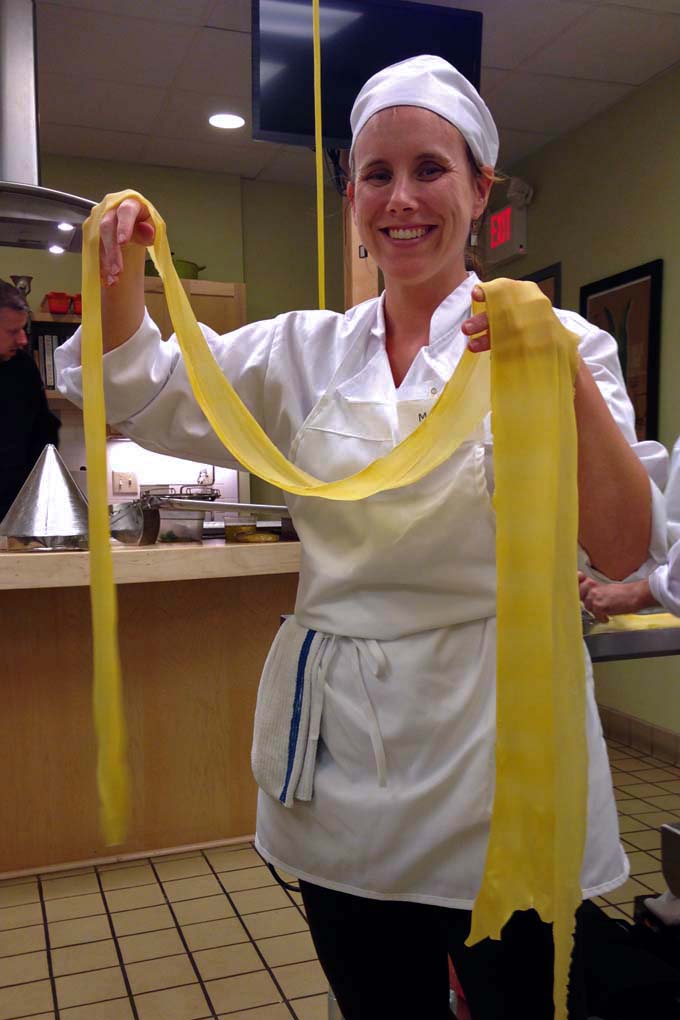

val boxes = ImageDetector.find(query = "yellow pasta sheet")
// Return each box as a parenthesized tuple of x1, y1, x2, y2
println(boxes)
(589, 612, 680, 633)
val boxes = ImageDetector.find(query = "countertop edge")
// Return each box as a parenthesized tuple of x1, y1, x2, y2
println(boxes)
(0, 541, 302, 590)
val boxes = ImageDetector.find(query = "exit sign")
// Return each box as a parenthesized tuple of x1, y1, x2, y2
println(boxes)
(482, 204, 527, 266)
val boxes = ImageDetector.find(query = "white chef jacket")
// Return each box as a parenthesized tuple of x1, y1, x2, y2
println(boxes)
(56, 273, 668, 907)
(648, 438, 680, 616)
(666, 437, 680, 546)
(649, 539, 680, 617)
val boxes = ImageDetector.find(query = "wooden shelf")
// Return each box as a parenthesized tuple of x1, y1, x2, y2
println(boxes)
(32, 312, 81, 324)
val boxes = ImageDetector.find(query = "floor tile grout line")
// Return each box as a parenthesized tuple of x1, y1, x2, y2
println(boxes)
(36, 875, 60, 1020)
(34, 877, 301, 924)
(1, 949, 192, 985)
(146, 857, 219, 1019)
(93, 867, 140, 1020)
(0, 938, 103, 962)
(248, 844, 308, 927)
(0, 1008, 58, 1020)
(614, 777, 680, 791)
(201, 849, 297, 1019)
(248, 847, 308, 927)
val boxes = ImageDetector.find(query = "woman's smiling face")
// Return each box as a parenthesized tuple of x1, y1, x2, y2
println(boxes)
(348, 106, 492, 295)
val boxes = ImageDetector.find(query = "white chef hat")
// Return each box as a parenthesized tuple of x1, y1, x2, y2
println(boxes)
(349, 54, 498, 169)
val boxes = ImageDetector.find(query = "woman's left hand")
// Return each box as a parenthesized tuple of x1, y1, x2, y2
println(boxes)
(462, 285, 490, 352)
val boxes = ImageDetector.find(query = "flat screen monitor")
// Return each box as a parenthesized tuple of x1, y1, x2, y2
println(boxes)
(252, 0, 483, 150)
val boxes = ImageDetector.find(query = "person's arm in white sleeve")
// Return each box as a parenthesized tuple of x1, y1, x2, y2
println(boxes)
(54, 194, 283, 471)
(648, 539, 680, 617)
(556, 310, 669, 582)
(666, 437, 680, 545)
(55, 311, 281, 470)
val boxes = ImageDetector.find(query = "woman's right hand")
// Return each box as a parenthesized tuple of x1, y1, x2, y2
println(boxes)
(99, 197, 155, 287)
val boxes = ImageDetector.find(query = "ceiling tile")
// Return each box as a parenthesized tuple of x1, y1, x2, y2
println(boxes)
(28, 0, 680, 187)
(478, 0, 593, 69)
(402, 0, 591, 68)
(38, 73, 166, 134)
(141, 135, 273, 176)
(39, 123, 147, 166)
(36, 0, 214, 23)
(497, 127, 555, 167)
(171, 27, 251, 97)
(606, 0, 680, 10)
(205, 0, 252, 32)
(480, 67, 513, 99)
(488, 71, 633, 134)
(152, 89, 256, 144)
(36, 5, 196, 87)
(527, 6, 680, 84)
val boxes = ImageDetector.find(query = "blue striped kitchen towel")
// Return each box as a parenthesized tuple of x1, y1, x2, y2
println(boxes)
(251, 616, 326, 807)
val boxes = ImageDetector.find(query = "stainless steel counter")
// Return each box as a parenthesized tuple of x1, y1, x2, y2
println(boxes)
(585, 625, 680, 662)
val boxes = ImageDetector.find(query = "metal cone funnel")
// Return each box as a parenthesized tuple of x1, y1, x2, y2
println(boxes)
(0, 444, 89, 550)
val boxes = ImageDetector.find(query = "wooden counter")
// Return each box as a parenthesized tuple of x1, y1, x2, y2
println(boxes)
(0, 539, 301, 590)
(0, 542, 300, 874)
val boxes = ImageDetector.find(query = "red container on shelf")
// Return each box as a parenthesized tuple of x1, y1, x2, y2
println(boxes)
(46, 291, 71, 314)
(72, 293, 82, 315)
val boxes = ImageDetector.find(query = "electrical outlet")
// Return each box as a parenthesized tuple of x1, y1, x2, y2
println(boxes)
(112, 471, 138, 495)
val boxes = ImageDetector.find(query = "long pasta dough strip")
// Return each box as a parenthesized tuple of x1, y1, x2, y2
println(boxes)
(81, 204, 130, 846)
(466, 279, 585, 1020)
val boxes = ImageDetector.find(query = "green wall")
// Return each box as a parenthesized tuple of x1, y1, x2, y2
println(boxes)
(500, 63, 680, 732)
(502, 62, 680, 446)
(242, 179, 344, 322)
(242, 178, 344, 504)
(0, 156, 244, 311)
(0, 246, 81, 312)
(47, 155, 246, 284)
(0, 154, 345, 323)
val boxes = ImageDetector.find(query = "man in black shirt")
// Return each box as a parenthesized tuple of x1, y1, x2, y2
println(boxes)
(0, 280, 60, 521)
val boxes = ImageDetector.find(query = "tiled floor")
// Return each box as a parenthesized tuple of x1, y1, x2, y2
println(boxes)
(1, 738, 679, 1020)
(591, 738, 680, 923)
(0, 844, 326, 1020)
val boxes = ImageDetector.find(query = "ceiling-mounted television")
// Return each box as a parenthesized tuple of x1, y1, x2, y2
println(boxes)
(252, 0, 483, 151)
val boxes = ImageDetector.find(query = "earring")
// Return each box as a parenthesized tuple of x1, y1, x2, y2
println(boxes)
(470, 219, 480, 247)
(358, 245, 368, 259)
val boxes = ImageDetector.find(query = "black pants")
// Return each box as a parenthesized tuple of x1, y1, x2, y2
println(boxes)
(300, 880, 588, 1020)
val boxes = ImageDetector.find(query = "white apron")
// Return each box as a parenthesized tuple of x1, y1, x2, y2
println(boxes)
(255, 320, 628, 908)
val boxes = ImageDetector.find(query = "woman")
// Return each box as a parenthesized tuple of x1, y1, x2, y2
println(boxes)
(57, 56, 668, 1020)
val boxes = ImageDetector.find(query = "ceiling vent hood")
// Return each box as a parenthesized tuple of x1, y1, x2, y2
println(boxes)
(0, 0, 94, 252)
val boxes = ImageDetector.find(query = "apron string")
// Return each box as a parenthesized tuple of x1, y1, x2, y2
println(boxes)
(353, 639, 388, 788)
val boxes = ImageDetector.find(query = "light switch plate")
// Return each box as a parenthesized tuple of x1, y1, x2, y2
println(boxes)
(112, 471, 138, 495)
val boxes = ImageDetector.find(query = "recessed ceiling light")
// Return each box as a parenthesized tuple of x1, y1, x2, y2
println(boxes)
(48, 244, 65, 254)
(209, 113, 245, 130)
(57, 222, 75, 232)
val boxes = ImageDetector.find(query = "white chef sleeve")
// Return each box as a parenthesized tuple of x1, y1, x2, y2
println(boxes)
(55, 310, 281, 470)
(666, 437, 680, 545)
(555, 309, 668, 581)
(648, 540, 680, 617)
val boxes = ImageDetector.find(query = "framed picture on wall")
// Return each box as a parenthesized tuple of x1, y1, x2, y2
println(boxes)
(521, 262, 562, 307)
(579, 260, 663, 441)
